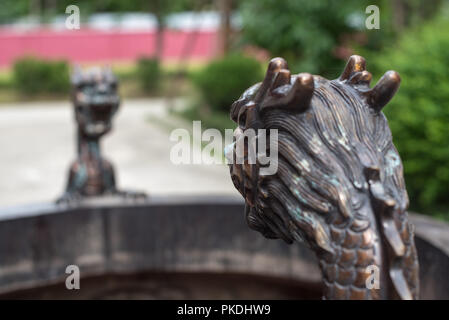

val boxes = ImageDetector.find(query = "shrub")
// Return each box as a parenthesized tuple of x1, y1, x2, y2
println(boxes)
(191, 54, 263, 113)
(371, 17, 449, 217)
(137, 57, 161, 92)
(13, 57, 69, 95)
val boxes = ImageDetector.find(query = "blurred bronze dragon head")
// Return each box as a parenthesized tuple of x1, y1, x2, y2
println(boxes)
(71, 66, 120, 139)
(227, 55, 419, 299)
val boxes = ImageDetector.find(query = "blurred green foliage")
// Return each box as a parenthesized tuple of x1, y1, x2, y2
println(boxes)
(191, 54, 263, 113)
(371, 17, 449, 217)
(137, 57, 161, 92)
(238, 0, 444, 78)
(0, 0, 29, 23)
(239, 0, 372, 77)
(13, 57, 70, 95)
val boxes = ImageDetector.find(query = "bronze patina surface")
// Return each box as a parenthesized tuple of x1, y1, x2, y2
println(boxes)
(58, 67, 146, 203)
(227, 55, 419, 299)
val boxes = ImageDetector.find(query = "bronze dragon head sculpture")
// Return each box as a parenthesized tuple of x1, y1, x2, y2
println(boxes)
(71, 66, 120, 140)
(227, 55, 419, 299)
(57, 66, 145, 203)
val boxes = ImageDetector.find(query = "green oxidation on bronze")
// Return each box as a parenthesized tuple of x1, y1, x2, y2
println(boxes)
(227, 55, 419, 300)
(385, 149, 401, 177)
(57, 67, 146, 203)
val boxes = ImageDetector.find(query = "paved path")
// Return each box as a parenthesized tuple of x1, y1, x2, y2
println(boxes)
(0, 98, 239, 207)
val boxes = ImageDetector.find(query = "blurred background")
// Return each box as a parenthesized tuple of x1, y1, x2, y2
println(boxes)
(0, 0, 448, 221)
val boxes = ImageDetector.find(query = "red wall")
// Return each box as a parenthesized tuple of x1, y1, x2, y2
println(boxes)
(0, 28, 219, 67)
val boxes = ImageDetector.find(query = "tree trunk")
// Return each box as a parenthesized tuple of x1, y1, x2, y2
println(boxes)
(30, 0, 42, 22)
(152, 0, 164, 59)
(392, 0, 405, 32)
(155, 13, 164, 59)
(218, 0, 232, 56)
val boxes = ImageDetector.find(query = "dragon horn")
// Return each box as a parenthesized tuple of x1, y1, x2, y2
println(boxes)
(288, 73, 314, 111)
(340, 55, 366, 81)
(348, 70, 372, 85)
(255, 57, 288, 103)
(260, 72, 314, 112)
(271, 69, 291, 90)
(365, 71, 401, 112)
